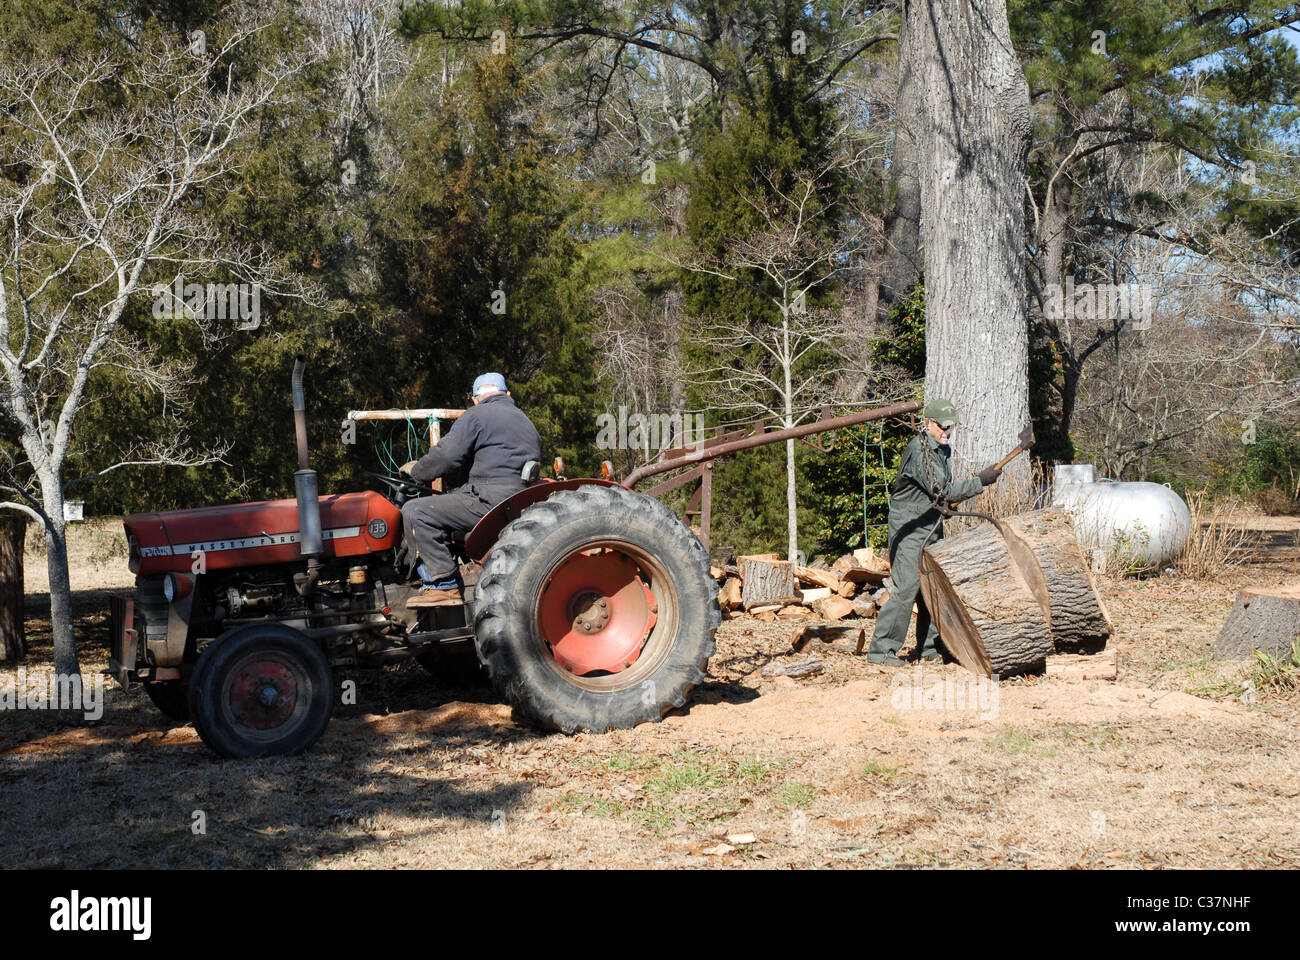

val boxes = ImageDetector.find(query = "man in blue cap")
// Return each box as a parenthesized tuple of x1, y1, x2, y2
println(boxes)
(866, 398, 1002, 665)
(399, 372, 542, 606)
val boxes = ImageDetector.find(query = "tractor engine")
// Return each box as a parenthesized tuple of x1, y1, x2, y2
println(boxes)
(112, 490, 405, 684)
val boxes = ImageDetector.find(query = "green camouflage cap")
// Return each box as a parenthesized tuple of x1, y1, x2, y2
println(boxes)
(924, 397, 958, 428)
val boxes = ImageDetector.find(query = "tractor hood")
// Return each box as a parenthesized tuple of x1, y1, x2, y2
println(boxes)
(125, 490, 400, 575)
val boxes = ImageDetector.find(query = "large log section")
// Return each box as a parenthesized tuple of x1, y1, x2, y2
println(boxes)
(919, 509, 1109, 677)
(919, 522, 1053, 676)
(1002, 509, 1113, 654)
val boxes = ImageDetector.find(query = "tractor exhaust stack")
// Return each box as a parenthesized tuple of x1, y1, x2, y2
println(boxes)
(291, 356, 324, 560)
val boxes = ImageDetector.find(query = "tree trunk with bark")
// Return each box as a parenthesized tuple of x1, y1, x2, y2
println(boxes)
(879, 10, 922, 313)
(35, 475, 79, 677)
(0, 512, 25, 662)
(905, 0, 1034, 477)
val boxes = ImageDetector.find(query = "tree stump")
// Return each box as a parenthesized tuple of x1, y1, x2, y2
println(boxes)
(1001, 509, 1112, 653)
(741, 558, 796, 610)
(919, 522, 1053, 677)
(1212, 587, 1300, 661)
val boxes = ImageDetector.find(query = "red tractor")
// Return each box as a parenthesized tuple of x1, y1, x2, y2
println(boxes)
(107, 359, 719, 758)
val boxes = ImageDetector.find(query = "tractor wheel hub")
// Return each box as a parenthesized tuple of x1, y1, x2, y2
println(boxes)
(538, 550, 658, 675)
(229, 662, 297, 730)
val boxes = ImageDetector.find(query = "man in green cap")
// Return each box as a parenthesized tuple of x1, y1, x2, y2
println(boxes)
(866, 398, 1002, 665)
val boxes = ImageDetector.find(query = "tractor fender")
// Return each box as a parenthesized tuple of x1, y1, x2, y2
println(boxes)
(464, 478, 624, 563)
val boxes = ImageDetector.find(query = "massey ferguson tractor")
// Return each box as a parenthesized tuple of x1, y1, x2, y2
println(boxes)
(107, 359, 720, 758)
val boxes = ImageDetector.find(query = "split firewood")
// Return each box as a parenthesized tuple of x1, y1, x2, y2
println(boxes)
(842, 565, 888, 585)
(852, 599, 878, 618)
(778, 604, 811, 620)
(721, 577, 743, 610)
(791, 623, 865, 653)
(832, 555, 857, 575)
(796, 565, 842, 590)
(813, 596, 857, 622)
(737, 553, 781, 563)
(797, 587, 832, 605)
(709, 565, 725, 581)
(747, 603, 783, 616)
(835, 579, 858, 599)
(761, 657, 824, 679)
(853, 547, 889, 572)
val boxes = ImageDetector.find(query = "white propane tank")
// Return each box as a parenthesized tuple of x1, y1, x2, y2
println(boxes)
(1051, 466, 1191, 572)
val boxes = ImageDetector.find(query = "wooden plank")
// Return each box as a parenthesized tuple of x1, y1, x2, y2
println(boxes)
(1045, 649, 1118, 680)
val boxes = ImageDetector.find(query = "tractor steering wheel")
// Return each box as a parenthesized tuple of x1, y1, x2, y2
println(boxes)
(365, 471, 430, 506)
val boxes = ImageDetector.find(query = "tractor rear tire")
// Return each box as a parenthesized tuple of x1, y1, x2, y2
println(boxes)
(144, 681, 190, 722)
(474, 485, 718, 733)
(188, 623, 334, 759)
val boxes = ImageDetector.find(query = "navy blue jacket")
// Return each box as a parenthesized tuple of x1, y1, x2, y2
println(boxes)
(410, 393, 542, 502)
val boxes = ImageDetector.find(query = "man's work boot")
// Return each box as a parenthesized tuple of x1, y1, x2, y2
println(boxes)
(407, 580, 463, 607)
(867, 652, 905, 667)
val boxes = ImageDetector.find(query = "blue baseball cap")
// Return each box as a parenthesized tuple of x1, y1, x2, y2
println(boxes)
(472, 372, 507, 397)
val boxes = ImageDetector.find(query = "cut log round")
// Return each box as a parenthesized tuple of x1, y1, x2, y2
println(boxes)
(919, 522, 1054, 677)
(1212, 587, 1300, 661)
(741, 559, 796, 610)
(1001, 509, 1112, 653)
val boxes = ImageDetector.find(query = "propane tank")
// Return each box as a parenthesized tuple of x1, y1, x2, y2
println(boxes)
(1052, 466, 1190, 572)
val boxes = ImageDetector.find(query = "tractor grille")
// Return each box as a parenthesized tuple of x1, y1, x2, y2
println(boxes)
(107, 594, 136, 687)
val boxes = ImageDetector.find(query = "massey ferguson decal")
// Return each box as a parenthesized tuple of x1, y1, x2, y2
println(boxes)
(139, 526, 362, 557)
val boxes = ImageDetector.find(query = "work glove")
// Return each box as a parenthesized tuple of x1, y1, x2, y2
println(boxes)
(977, 466, 1003, 487)
(399, 460, 418, 477)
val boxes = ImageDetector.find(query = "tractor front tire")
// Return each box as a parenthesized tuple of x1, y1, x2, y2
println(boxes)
(188, 623, 334, 759)
(474, 485, 719, 733)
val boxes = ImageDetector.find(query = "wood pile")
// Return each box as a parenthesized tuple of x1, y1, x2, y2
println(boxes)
(713, 550, 892, 625)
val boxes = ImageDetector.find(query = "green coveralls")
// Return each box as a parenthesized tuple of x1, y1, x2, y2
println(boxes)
(867, 432, 984, 660)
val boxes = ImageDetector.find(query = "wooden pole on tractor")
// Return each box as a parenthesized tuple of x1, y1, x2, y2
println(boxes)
(347, 408, 466, 445)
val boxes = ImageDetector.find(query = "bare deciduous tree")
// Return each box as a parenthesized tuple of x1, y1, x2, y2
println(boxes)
(0, 22, 314, 676)
(677, 165, 879, 559)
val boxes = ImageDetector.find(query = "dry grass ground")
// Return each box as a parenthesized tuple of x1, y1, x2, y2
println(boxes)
(1, 516, 1297, 869)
